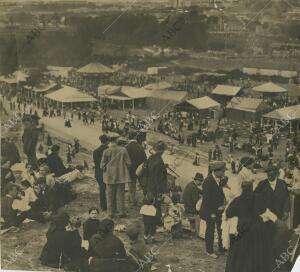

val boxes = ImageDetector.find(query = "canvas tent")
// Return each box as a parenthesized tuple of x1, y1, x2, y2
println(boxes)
(212, 85, 241, 96)
(175, 96, 220, 111)
(77, 62, 114, 75)
(45, 85, 97, 111)
(98, 85, 149, 110)
(98, 84, 187, 110)
(226, 97, 269, 121)
(144, 81, 172, 91)
(263, 104, 300, 132)
(253, 82, 288, 94)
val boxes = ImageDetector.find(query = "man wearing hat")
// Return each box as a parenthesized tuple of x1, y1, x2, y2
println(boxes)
(100, 132, 131, 218)
(142, 141, 168, 225)
(182, 173, 204, 215)
(255, 164, 290, 221)
(93, 134, 109, 211)
(253, 164, 290, 271)
(200, 161, 226, 258)
(145, 141, 168, 197)
(126, 131, 147, 205)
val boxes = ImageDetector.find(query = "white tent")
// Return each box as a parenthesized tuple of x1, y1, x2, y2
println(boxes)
(176, 96, 220, 111)
(212, 85, 241, 96)
(253, 82, 287, 93)
(77, 62, 114, 74)
(45, 85, 97, 103)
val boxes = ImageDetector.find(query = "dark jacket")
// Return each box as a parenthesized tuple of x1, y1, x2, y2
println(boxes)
(40, 224, 68, 268)
(89, 233, 132, 272)
(145, 153, 167, 195)
(1, 168, 15, 196)
(226, 191, 255, 234)
(125, 140, 147, 180)
(46, 152, 68, 177)
(83, 218, 101, 241)
(182, 181, 202, 214)
(254, 179, 290, 220)
(1, 195, 17, 228)
(199, 174, 225, 220)
(93, 144, 108, 182)
(22, 125, 39, 156)
(1, 141, 21, 166)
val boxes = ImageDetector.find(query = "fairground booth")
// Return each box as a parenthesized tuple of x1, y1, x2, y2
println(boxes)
(211, 84, 242, 104)
(226, 97, 270, 122)
(252, 82, 288, 102)
(45, 85, 97, 112)
(174, 96, 221, 119)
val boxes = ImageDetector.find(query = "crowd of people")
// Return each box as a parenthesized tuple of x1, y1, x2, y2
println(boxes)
(1, 71, 300, 272)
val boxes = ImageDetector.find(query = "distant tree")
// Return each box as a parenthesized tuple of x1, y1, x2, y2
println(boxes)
(0, 35, 18, 75)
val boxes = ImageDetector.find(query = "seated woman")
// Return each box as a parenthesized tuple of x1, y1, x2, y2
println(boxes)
(1, 183, 27, 230)
(89, 219, 134, 272)
(36, 165, 76, 210)
(21, 163, 37, 185)
(1, 157, 16, 196)
(12, 180, 46, 224)
(40, 211, 70, 268)
(45, 145, 72, 177)
(31, 177, 58, 215)
(64, 216, 89, 272)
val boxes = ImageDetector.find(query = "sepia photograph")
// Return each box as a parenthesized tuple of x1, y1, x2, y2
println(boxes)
(0, 0, 300, 271)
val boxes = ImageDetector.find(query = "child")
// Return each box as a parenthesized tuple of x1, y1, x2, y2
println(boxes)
(83, 207, 101, 256)
(126, 225, 152, 272)
(12, 180, 37, 212)
(140, 193, 157, 244)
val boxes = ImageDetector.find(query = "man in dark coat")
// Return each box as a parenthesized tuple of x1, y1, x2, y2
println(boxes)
(145, 141, 168, 196)
(182, 172, 203, 214)
(93, 134, 109, 211)
(22, 117, 39, 168)
(125, 131, 147, 205)
(253, 164, 290, 272)
(46, 145, 69, 177)
(200, 161, 226, 258)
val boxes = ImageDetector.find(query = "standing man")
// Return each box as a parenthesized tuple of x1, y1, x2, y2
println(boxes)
(254, 164, 290, 272)
(100, 132, 131, 218)
(144, 141, 168, 226)
(93, 134, 109, 211)
(125, 131, 147, 205)
(200, 161, 226, 258)
(22, 115, 39, 169)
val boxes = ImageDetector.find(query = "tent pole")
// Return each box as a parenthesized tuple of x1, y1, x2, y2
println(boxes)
(123, 100, 125, 111)
(132, 99, 135, 111)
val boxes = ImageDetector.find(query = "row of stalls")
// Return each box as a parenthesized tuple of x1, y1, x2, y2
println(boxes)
(98, 84, 188, 110)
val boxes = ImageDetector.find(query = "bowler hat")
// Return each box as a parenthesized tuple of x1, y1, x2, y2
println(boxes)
(193, 172, 204, 181)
